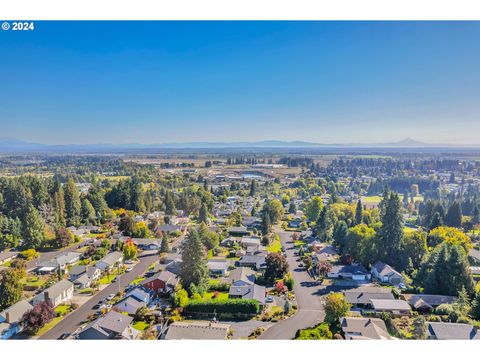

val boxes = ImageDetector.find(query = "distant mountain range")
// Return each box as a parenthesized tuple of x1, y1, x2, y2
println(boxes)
(0, 137, 477, 153)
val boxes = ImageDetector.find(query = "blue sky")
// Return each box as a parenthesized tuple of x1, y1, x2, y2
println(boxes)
(1, 21, 479, 145)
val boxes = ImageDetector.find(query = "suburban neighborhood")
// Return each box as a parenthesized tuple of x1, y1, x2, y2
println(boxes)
(0, 150, 480, 341)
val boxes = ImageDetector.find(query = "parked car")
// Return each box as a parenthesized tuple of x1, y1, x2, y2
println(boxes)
(58, 333, 70, 340)
(125, 260, 134, 265)
(106, 294, 115, 301)
(126, 267, 133, 273)
(266, 296, 274, 303)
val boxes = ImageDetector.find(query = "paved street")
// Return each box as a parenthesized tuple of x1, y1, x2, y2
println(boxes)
(38, 250, 158, 339)
(259, 228, 325, 340)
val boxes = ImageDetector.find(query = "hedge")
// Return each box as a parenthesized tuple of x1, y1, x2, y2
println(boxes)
(208, 282, 231, 292)
(184, 298, 260, 315)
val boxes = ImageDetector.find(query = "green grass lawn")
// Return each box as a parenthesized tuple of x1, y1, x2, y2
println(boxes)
(98, 274, 117, 285)
(129, 277, 146, 286)
(55, 305, 72, 316)
(21, 275, 47, 288)
(203, 292, 229, 301)
(36, 316, 64, 336)
(293, 241, 306, 248)
(267, 239, 282, 253)
(132, 321, 150, 331)
(361, 195, 383, 204)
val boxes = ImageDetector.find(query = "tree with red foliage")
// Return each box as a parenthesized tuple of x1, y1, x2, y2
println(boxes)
(317, 261, 333, 277)
(264, 252, 289, 284)
(20, 300, 56, 334)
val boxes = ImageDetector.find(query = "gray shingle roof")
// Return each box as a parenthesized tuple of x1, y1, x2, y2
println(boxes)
(165, 321, 230, 340)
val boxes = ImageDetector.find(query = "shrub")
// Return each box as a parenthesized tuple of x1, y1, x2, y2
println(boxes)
(295, 322, 332, 340)
(184, 299, 260, 316)
(208, 282, 231, 292)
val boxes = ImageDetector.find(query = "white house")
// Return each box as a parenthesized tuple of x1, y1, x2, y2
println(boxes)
(32, 279, 74, 308)
(371, 261, 404, 286)
(95, 251, 124, 272)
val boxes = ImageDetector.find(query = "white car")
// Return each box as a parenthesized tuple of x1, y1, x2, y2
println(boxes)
(126, 267, 133, 273)
(106, 294, 115, 301)
(125, 260, 134, 265)
(266, 296, 274, 303)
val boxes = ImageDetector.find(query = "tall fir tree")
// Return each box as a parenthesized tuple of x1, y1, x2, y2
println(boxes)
(180, 228, 209, 293)
(445, 201, 463, 228)
(355, 200, 363, 225)
(23, 205, 45, 249)
(64, 177, 81, 227)
(378, 192, 404, 265)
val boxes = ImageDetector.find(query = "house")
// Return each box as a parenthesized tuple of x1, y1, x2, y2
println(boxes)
(0, 300, 33, 339)
(229, 283, 266, 306)
(207, 259, 230, 277)
(157, 224, 182, 234)
(125, 286, 154, 304)
(229, 267, 256, 286)
(32, 279, 74, 307)
(164, 258, 182, 276)
(242, 216, 261, 228)
(36, 251, 81, 274)
(341, 317, 392, 340)
(427, 322, 480, 340)
(141, 270, 179, 295)
(113, 296, 146, 315)
(400, 294, 456, 312)
(343, 287, 394, 308)
(327, 264, 371, 281)
(239, 236, 261, 249)
(78, 311, 140, 340)
(371, 261, 404, 286)
(313, 245, 339, 264)
(164, 321, 230, 340)
(288, 219, 302, 229)
(227, 226, 251, 236)
(96, 251, 123, 271)
(70, 266, 102, 289)
(370, 299, 411, 314)
(0, 251, 18, 265)
(237, 255, 266, 270)
(469, 248, 480, 265)
(132, 238, 161, 251)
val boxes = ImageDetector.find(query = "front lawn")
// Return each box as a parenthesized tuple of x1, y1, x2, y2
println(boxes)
(129, 277, 145, 286)
(55, 305, 72, 316)
(132, 321, 150, 331)
(21, 275, 47, 289)
(36, 316, 64, 336)
(98, 274, 117, 285)
(267, 239, 281, 253)
(203, 292, 229, 301)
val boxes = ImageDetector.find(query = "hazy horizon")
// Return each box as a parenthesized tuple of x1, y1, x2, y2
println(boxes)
(1, 21, 479, 145)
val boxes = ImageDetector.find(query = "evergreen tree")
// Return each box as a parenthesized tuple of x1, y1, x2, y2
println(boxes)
(333, 220, 348, 250)
(429, 211, 443, 230)
(261, 211, 271, 235)
(64, 177, 81, 226)
(180, 228, 209, 293)
(378, 192, 404, 265)
(23, 205, 45, 249)
(419, 242, 474, 296)
(53, 179, 66, 227)
(472, 204, 480, 225)
(445, 201, 463, 228)
(160, 234, 170, 253)
(198, 203, 208, 224)
(355, 200, 363, 225)
(288, 201, 297, 214)
(81, 198, 96, 225)
(164, 191, 176, 216)
(249, 180, 256, 197)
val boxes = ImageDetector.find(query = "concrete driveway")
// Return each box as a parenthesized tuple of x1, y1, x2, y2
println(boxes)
(259, 228, 326, 339)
